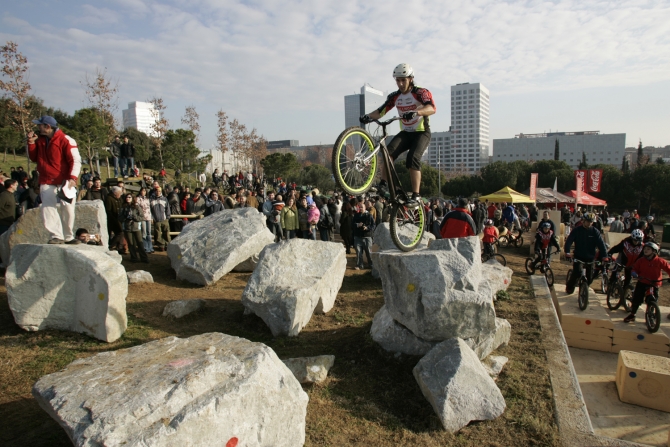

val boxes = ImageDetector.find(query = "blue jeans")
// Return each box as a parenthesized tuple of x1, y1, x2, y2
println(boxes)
(113, 157, 120, 177)
(354, 236, 373, 268)
(303, 227, 316, 240)
(319, 228, 330, 241)
(118, 158, 126, 177)
(142, 220, 153, 252)
(126, 157, 135, 176)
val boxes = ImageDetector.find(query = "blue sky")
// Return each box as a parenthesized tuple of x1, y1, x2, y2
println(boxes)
(2, 0, 669, 150)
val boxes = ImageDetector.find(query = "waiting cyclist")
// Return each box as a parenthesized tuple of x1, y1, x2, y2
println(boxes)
(625, 242, 670, 323)
(534, 222, 561, 265)
(501, 202, 517, 231)
(359, 63, 436, 208)
(482, 219, 499, 257)
(564, 212, 609, 294)
(643, 215, 656, 240)
(607, 229, 644, 293)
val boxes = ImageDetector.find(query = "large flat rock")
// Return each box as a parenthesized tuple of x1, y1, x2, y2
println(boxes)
(241, 239, 346, 337)
(32, 333, 309, 447)
(167, 208, 275, 285)
(6, 244, 127, 342)
(376, 236, 496, 341)
(413, 338, 506, 432)
(0, 200, 108, 265)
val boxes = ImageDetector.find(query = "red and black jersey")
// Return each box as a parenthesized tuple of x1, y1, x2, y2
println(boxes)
(376, 86, 435, 132)
(608, 237, 643, 268)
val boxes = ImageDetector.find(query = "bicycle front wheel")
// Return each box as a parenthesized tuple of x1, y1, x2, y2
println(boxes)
(545, 267, 554, 287)
(389, 203, 425, 252)
(578, 280, 589, 310)
(498, 236, 509, 248)
(514, 236, 524, 248)
(332, 127, 378, 195)
(606, 283, 622, 310)
(524, 258, 535, 275)
(566, 269, 573, 287)
(492, 253, 507, 266)
(645, 301, 661, 333)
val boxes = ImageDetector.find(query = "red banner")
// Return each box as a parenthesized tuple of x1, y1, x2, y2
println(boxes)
(576, 176, 583, 204)
(574, 170, 587, 192)
(529, 173, 538, 200)
(588, 169, 602, 193)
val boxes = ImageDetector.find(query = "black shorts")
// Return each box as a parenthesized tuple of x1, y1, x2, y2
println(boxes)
(387, 130, 431, 171)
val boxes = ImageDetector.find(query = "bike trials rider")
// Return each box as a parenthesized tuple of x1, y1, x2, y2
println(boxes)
(534, 222, 561, 265)
(607, 229, 644, 293)
(625, 242, 670, 323)
(359, 63, 436, 208)
(564, 212, 609, 294)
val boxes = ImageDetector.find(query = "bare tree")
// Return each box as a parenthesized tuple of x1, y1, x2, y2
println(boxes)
(216, 110, 229, 154)
(148, 96, 169, 168)
(82, 67, 119, 139)
(0, 41, 33, 171)
(181, 105, 200, 145)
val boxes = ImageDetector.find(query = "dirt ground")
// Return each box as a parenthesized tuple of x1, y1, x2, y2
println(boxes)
(1, 231, 666, 447)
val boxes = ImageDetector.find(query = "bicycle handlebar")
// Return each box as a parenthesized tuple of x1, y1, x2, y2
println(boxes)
(371, 117, 402, 127)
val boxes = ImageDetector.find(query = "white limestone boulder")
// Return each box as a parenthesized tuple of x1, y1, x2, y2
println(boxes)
(241, 239, 346, 337)
(167, 208, 274, 286)
(232, 254, 260, 272)
(6, 244, 127, 342)
(463, 318, 511, 360)
(413, 338, 506, 432)
(162, 299, 206, 318)
(32, 333, 309, 447)
(127, 270, 153, 284)
(376, 236, 496, 341)
(370, 305, 437, 356)
(282, 355, 335, 384)
(0, 200, 108, 265)
(481, 258, 513, 294)
(482, 355, 509, 381)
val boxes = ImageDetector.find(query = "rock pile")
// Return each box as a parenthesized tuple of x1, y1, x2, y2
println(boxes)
(0, 200, 108, 265)
(33, 333, 309, 447)
(167, 208, 274, 285)
(371, 236, 513, 431)
(6, 244, 127, 342)
(242, 239, 346, 337)
(371, 223, 435, 278)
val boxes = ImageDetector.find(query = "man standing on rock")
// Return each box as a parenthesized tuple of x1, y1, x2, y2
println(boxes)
(27, 116, 82, 244)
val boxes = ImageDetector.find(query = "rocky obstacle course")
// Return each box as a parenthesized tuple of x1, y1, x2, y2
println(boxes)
(0, 200, 109, 265)
(32, 333, 309, 447)
(167, 208, 275, 285)
(413, 338, 506, 432)
(6, 244, 127, 342)
(371, 236, 513, 431)
(242, 239, 346, 337)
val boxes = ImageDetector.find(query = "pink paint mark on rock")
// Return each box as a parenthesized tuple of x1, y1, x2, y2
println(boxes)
(226, 437, 239, 447)
(167, 358, 195, 368)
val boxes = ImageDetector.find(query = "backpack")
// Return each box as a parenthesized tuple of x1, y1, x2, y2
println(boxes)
(318, 209, 334, 230)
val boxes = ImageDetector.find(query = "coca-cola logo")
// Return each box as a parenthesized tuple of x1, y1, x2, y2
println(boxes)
(589, 170, 602, 192)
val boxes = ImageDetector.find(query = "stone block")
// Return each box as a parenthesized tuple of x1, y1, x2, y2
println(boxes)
(282, 355, 335, 384)
(370, 305, 437, 356)
(616, 350, 670, 412)
(32, 333, 309, 446)
(0, 200, 109, 265)
(127, 270, 153, 284)
(162, 299, 206, 318)
(6, 244, 127, 342)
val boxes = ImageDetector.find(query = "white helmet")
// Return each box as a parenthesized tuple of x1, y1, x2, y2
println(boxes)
(393, 63, 414, 78)
(631, 229, 644, 241)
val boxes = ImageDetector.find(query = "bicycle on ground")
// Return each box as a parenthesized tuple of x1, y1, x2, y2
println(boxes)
(481, 239, 506, 266)
(525, 249, 559, 287)
(631, 275, 667, 333)
(565, 258, 595, 310)
(332, 117, 425, 251)
(498, 226, 524, 248)
(605, 263, 632, 312)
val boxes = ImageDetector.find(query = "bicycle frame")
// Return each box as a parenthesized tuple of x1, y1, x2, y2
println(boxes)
(366, 117, 409, 204)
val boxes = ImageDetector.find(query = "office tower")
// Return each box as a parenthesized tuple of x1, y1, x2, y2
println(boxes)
(450, 83, 490, 172)
(344, 84, 387, 129)
(122, 101, 159, 136)
(423, 130, 452, 170)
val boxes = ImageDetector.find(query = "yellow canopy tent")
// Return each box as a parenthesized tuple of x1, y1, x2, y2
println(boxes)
(478, 186, 535, 203)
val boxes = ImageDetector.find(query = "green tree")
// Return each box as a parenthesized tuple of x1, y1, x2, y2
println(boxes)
(631, 163, 670, 214)
(260, 152, 301, 182)
(63, 108, 109, 172)
(554, 138, 559, 161)
(636, 140, 644, 169)
(442, 174, 484, 198)
(480, 161, 521, 192)
(298, 164, 334, 192)
(655, 157, 665, 165)
(621, 155, 630, 174)
(578, 152, 588, 169)
(161, 129, 208, 173)
(394, 161, 441, 197)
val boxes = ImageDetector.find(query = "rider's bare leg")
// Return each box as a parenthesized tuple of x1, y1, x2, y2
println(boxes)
(409, 168, 421, 194)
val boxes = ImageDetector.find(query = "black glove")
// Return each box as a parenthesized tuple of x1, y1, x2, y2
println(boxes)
(359, 114, 372, 124)
(402, 111, 418, 121)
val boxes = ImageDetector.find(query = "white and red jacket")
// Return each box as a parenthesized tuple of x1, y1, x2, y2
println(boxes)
(28, 129, 81, 186)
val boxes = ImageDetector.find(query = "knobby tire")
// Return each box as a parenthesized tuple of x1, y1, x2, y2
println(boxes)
(389, 203, 425, 252)
(578, 280, 589, 310)
(645, 301, 661, 333)
(332, 127, 377, 195)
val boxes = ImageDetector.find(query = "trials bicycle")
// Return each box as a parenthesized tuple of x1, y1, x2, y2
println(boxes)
(481, 238, 506, 266)
(605, 262, 632, 312)
(632, 275, 667, 333)
(332, 117, 425, 252)
(525, 249, 559, 287)
(565, 258, 595, 310)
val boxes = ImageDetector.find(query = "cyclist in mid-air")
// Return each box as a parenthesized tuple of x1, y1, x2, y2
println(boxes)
(359, 63, 436, 208)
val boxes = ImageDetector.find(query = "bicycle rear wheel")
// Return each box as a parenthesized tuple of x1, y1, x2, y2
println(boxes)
(524, 258, 535, 275)
(492, 253, 506, 266)
(578, 279, 589, 310)
(645, 301, 661, 333)
(545, 267, 554, 287)
(514, 236, 524, 248)
(622, 288, 632, 313)
(332, 127, 377, 195)
(606, 283, 622, 310)
(389, 203, 425, 252)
